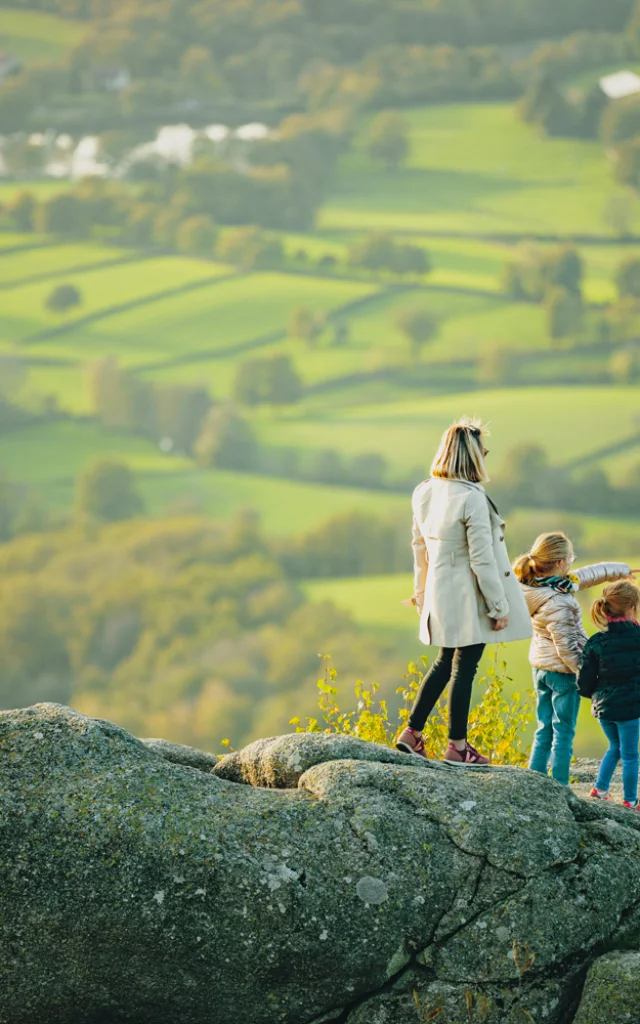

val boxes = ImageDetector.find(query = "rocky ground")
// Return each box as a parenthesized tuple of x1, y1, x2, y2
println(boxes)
(571, 757, 627, 804)
(2, 706, 640, 1024)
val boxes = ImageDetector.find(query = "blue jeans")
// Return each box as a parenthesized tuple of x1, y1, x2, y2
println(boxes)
(596, 719, 640, 805)
(529, 669, 580, 786)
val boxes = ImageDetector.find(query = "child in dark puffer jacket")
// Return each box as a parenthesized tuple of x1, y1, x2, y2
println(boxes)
(578, 579, 640, 810)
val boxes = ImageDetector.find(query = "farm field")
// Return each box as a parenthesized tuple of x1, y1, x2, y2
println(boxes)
(257, 386, 640, 473)
(0, 6, 88, 63)
(0, 257, 231, 349)
(0, 243, 137, 286)
(321, 105, 624, 238)
(64, 272, 376, 368)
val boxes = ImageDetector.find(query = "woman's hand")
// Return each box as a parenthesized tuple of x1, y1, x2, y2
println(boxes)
(491, 615, 509, 631)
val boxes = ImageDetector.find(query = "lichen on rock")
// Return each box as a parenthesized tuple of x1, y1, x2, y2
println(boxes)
(2, 703, 640, 1024)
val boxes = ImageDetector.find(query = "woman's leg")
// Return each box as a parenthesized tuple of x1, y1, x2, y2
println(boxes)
(408, 648, 455, 732)
(529, 670, 554, 776)
(448, 644, 485, 741)
(595, 720, 621, 795)
(549, 673, 580, 786)
(617, 719, 640, 806)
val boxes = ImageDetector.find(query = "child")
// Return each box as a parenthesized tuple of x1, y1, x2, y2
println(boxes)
(578, 580, 640, 810)
(514, 533, 630, 786)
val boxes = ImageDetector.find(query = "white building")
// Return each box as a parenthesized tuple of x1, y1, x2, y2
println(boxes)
(599, 70, 640, 101)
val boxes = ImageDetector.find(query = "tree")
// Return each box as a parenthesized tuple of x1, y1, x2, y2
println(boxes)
(6, 191, 36, 232)
(367, 111, 410, 172)
(34, 194, 88, 237)
(395, 308, 439, 363)
(234, 356, 302, 406)
(217, 227, 283, 269)
(391, 243, 431, 278)
(349, 453, 387, 489)
(616, 257, 640, 299)
(45, 284, 82, 316)
(603, 193, 635, 237)
(541, 246, 583, 295)
(176, 215, 217, 256)
(153, 385, 213, 452)
(348, 233, 396, 273)
(610, 348, 638, 384)
(602, 94, 640, 148)
(331, 321, 350, 347)
(75, 460, 144, 522)
(180, 45, 219, 89)
(195, 406, 258, 470)
(545, 286, 583, 341)
(290, 307, 324, 346)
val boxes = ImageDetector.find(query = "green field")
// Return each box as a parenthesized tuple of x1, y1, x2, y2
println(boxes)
(322, 105, 622, 237)
(0, 243, 136, 286)
(0, 257, 230, 349)
(0, 6, 88, 63)
(258, 386, 640, 473)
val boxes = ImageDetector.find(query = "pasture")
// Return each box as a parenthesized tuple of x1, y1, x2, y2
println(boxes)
(321, 104, 624, 237)
(0, 7, 87, 63)
(257, 386, 640, 473)
(0, 256, 229, 349)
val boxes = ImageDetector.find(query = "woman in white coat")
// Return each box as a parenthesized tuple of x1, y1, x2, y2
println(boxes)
(396, 418, 532, 765)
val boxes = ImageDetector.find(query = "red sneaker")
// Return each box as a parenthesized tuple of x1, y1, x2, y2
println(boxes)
(395, 727, 427, 758)
(589, 788, 610, 800)
(623, 801, 640, 811)
(444, 741, 490, 767)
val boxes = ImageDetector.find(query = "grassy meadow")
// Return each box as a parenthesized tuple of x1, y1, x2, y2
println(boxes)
(1, 92, 639, 757)
(0, 6, 88, 63)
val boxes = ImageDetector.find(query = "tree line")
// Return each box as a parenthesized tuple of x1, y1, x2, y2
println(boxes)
(0, 0, 635, 138)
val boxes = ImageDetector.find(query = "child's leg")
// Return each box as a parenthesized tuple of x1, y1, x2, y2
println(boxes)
(529, 671, 553, 776)
(549, 673, 580, 786)
(616, 719, 640, 805)
(595, 720, 621, 795)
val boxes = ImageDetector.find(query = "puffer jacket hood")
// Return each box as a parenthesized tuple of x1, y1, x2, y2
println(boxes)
(520, 563, 630, 675)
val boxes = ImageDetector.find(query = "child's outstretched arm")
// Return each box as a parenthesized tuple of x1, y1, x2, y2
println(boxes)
(575, 562, 631, 592)
(577, 637, 599, 699)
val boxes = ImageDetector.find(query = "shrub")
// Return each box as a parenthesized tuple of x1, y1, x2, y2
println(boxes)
(45, 284, 82, 315)
(291, 652, 535, 767)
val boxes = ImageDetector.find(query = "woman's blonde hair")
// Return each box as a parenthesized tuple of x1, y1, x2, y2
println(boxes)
(431, 417, 489, 484)
(513, 532, 574, 585)
(591, 580, 640, 630)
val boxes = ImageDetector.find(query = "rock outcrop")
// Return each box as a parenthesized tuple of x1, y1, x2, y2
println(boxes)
(1, 704, 640, 1024)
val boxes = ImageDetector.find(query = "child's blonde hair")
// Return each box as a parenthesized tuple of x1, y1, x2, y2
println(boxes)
(431, 416, 489, 484)
(591, 579, 640, 630)
(513, 532, 574, 586)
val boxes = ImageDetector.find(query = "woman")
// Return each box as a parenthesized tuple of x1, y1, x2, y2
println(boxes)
(396, 417, 532, 765)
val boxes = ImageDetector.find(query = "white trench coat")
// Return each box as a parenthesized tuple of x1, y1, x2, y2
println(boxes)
(412, 477, 533, 648)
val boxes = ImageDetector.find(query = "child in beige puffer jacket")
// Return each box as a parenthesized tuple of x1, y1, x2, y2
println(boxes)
(514, 531, 630, 785)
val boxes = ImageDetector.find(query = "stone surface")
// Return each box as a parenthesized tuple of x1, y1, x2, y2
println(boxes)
(211, 731, 434, 787)
(1, 705, 640, 1024)
(141, 736, 219, 773)
(573, 951, 640, 1024)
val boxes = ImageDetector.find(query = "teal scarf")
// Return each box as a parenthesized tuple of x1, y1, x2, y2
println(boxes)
(530, 574, 578, 594)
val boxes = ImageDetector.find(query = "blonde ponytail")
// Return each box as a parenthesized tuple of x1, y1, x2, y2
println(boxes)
(513, 553, 537, 585)
(591, 597, 609, 631)
(591, 580, 640, 630)
(513, 532, 574, 585)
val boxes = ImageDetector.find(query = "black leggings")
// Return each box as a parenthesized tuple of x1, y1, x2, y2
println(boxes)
(408, 645, 485, 739)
